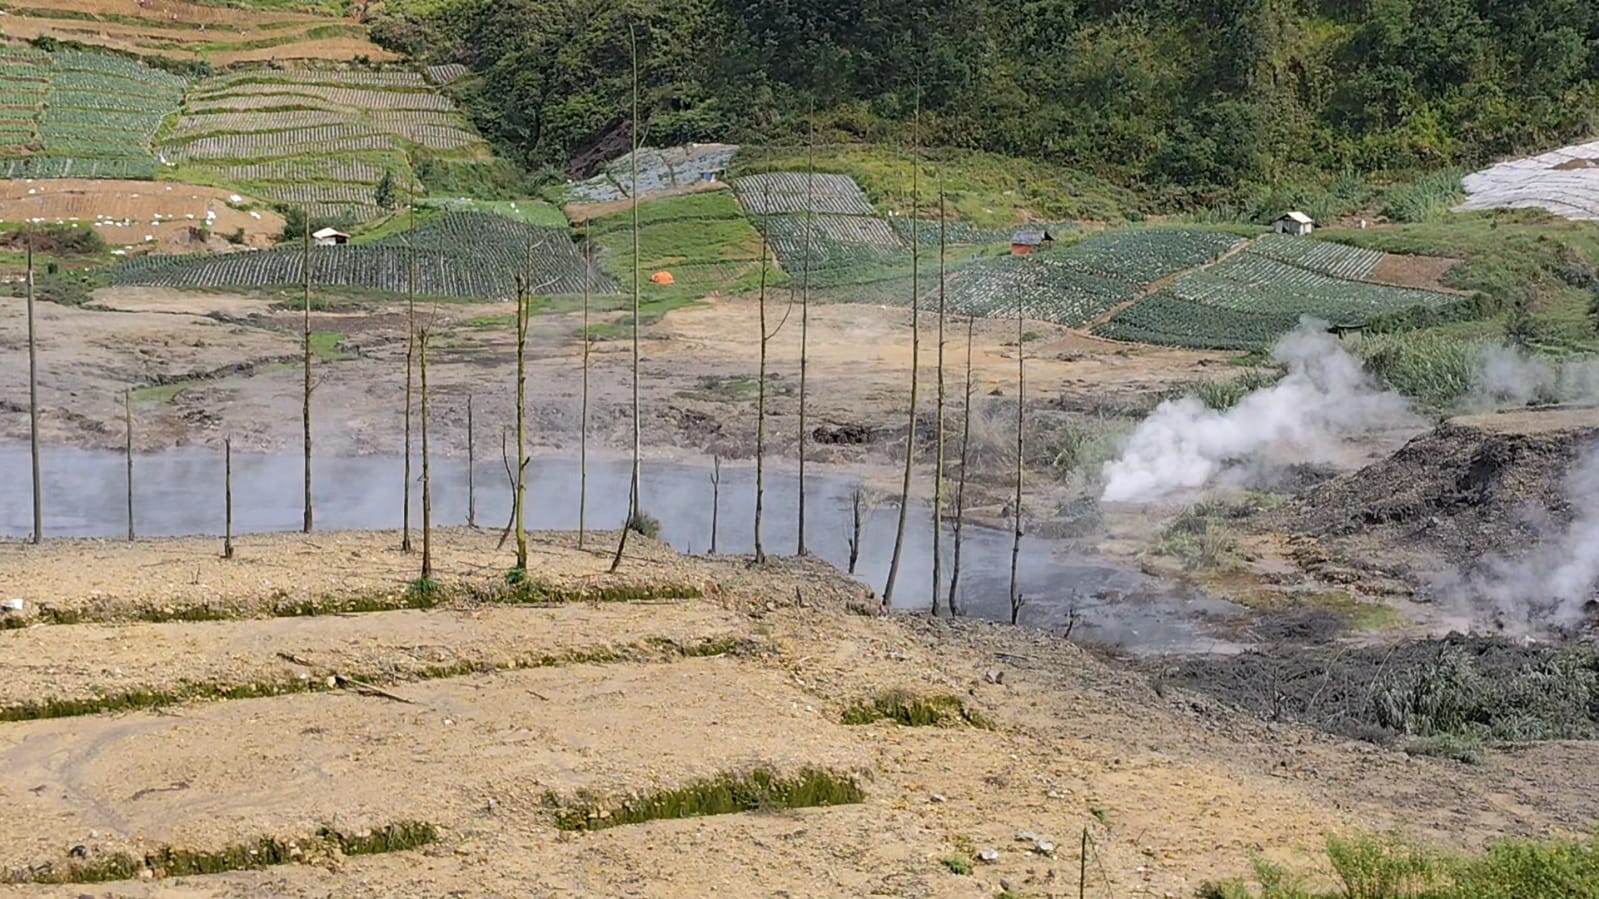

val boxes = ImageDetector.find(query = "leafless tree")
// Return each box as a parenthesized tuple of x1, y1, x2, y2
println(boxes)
(513, 269, 530, 572)
(754, 174, 773, 564)
(579, 217, 593, 548)
(1009, 273, 1026, 625)
(947, 312, 975, 616)
(124, 387, 134, 541)
(223, 435, 234, 560)
(796, 117, 815, 556)
(301, 209, 314, 534)
(466, 393, 476, 527)
(882, 102, 921, 605)
(611, 24, 643, 574)
(931, 178, 948, 616)
(848, 487, 867, 575)
(402, 205, 416, 551)
(26, 234, 40, 543)
(419, 321, 434, 580)
(709, 455, 721, 554)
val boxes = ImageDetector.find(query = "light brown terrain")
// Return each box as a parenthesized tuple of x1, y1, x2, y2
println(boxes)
(0, 530, 1595, 896)
(0, 181, 284, 254)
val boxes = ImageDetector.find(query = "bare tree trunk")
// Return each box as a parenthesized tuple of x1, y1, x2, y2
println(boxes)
(223, 435, 234, 560)
(419, 327, 433, 580)
(1009, 275, 1025, 626)
(709, 455, 720, 554)
(848, 487, 864, 575)
(26, 235, 41, 544)
(611, 25, 642, 574)
(754, 175, 772, 564)
(301, 210, 313, 534)
(882, 103, 921, 605)
(124, 387, 134, 541)
(931, 178, 947, 616)
(797, 117, 815, 556)
(514, 272, 529, 572)
(466, 393, 476, 527)
(579, 217, 592, 548)
(402, 207, 415, 551)
(947, 313, 975, 617)
(497, 427, 516, 548)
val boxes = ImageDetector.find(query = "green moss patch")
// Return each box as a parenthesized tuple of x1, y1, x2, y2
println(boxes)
(5, 821, 437, 884)
(551, 767, 863, 831)
(841, 689, 992, 729)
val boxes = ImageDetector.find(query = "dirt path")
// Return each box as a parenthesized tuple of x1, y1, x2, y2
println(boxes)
(0, 532, 1595, 895)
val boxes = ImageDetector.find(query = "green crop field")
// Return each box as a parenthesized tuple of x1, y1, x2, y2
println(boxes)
(588, 190, 773, 299)
(1163, 252, 1460, 327)
(1057, 228, 1246, 284)
(0, 48, 186, 179)
(108, 212, 614, 299)
(162, 68, 492, 224)
(1092, 292, 1299, 350)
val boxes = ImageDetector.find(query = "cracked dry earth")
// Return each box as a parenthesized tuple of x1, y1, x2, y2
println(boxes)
(1, 530, 1598, 897)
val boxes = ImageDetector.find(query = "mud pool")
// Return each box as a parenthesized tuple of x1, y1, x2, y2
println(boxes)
(0, 446, 1243, 652)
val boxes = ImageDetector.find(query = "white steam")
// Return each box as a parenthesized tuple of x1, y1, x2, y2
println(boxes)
(1469, 343, 1599, 410)
(1100, 320, 1414, 503)
(1451, 444, 1599, 631)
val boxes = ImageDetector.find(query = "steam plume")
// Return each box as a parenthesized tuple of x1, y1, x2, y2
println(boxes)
(1100, 320, 1414, 503)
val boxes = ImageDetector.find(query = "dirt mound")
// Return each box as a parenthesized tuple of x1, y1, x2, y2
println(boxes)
(1269, 421, 1597, 571)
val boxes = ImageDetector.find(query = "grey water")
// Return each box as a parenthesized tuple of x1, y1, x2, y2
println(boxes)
(0, 446, 1243, 652)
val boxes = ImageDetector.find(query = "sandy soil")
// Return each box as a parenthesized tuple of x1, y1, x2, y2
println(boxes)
(1369, 253, 1465, 292)
(0, 181, 284, 254)
(0, 531, 1595, 895)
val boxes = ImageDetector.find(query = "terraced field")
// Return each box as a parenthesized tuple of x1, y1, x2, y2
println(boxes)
(164, 69, 490, 222)
(1244, 232, 1384, 279)
(565, 144, 740, 204)
(0, 47, 185, 180)
(735, 171, 919, 287)
(108, 212, 614, 298)
(0, 0, 397, 65)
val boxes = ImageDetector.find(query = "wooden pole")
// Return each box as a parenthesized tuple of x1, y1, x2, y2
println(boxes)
(611, 24, 642, 574)
(709, 455, 720, 554)
(579, 217, 591, 548)
(25, 234, 41, 544)
(419, 327, 433, 579)
(514, 270, 529, 571)
(754, 174, 771, 563)
(301, 207, 313, 534)
(1009, 270, 1025, 626)
(223, 435, 234, 560)
(883, 98, 921, 605)
(124, 387, 134, 542)
(402, 205, 415, 551)
(466, 393, 476, 528)
(797, 115, 814, 556)
(931, 177, 947, 616)
(948, 312, 975, 617)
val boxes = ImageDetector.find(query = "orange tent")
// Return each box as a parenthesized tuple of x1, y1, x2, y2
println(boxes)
(650, 271, 675, 285)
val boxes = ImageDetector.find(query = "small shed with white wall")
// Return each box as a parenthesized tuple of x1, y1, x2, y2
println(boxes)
(312, 227, 349, 247)
(1272, 211, 1314, 236)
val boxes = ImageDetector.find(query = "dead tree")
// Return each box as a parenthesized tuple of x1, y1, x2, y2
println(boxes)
(796, 117, 815, 556)
(513, 271, 531, 572)
(25, 235, 40, 544)
(848, 487, 866, 575)
(124, 387, 134, 542)
(947, 313, 975, 616)
(402, 206, 416, 552)
(223, 435, 234, 560)
(611, 24, 643, 574)
(419, 324, 433, 580)
(754, 174, 773, 564)
(301, 209, 314, 534)
(1009, 273, 1026, 625)
(709, 455, 721, 554)
(931, 178, 948, 616)
(497, 427, 516, 547)
(466, 393, 476, 527)
(579, 217, 593, 548)
(882, 104, 922, 605)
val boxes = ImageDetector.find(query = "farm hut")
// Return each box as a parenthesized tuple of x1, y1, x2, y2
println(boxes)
(1272, 211, 1314, 236)
(312, 227, 349, 247)
(1010, 229, 1055, 256)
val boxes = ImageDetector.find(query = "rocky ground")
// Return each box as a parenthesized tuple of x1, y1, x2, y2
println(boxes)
(1, 530, 1597, 897)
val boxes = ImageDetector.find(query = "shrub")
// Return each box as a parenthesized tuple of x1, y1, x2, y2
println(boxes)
(627, 510, 661, 539)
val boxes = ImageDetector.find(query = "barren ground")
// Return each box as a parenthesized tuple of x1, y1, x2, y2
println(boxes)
(0, 530, 1596, 897)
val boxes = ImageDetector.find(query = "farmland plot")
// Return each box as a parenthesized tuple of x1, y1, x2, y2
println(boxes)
(0, 179, 283, 251)
(110, 213, 615, 298)
(756, 213, 910, 287)
(566, 143, 740, 203)
(1093, 292, 1296, 351)
(588, 192, 768, 293)
(1061, 229, 1244, 283)
(1244, 233, 1383, 279)
(1460, 139, 1599, 220)
(1165, 253, 1458, 327)
(891, 218, 1018, 246)
(735, 173, 876, 216)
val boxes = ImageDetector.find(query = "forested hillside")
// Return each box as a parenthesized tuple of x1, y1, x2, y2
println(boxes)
(370, 0, 1599, 207)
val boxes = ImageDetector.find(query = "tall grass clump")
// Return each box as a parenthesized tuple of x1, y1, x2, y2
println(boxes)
(1350, 331, 1479, 409)
(1381, 169, 1466, 223)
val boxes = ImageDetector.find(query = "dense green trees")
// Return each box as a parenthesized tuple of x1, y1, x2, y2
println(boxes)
(375, 0, 1599, 206)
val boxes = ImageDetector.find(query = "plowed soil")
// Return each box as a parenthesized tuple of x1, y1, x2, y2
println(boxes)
(0, 181, 284, 253)
(0, 531, 1595, 896)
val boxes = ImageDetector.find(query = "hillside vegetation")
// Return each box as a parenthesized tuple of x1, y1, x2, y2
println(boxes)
(373, 0, 1599, 210)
